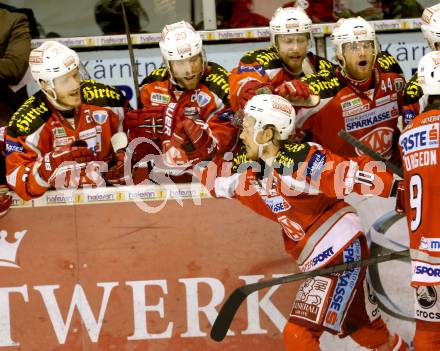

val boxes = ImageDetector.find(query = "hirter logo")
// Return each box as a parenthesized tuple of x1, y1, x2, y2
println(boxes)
(0, 230, 27, 268)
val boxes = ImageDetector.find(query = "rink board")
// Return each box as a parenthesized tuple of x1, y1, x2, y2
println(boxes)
(0, 185, 299, 350)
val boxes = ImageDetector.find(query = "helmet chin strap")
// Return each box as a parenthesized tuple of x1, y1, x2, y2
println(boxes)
(253, 130, 272, 160)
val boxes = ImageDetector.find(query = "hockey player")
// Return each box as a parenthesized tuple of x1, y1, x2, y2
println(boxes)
(123, 21, 235, 180)
(296, 17, 405, 161)
(229, 6, 333, 112)
(197, 94, 406, 351)
(398, 51, 440, 350)
(5, 41, 129, 200)
(402, 3, 440, 126)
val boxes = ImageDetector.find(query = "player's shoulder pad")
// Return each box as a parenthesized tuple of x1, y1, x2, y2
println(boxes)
(301, 68, 342, 99)
(141, 67, 169, 85)
(81, 80, 127, 107)
(376, 51, 403, 74)
(201, 61, 230, 103)
(240, 46, 282, 70)
(8, 91, 51, 137)
(308, 52, 336, 72)
(403, 73, 422, 104)
(274, 142, 311, 174)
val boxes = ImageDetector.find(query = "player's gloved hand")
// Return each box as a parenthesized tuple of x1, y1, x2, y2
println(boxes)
(276, 80, 320, 107)
(394, 180, 406, 214)
(105, 150, 129, 185)
(171, 118, 217, 163)
(237, 80, 274, 109)
(38, 146, 96, 185)
(124, 105, 167, 139)
(0, 185, 12, 218)
(276, 79, 311, 100)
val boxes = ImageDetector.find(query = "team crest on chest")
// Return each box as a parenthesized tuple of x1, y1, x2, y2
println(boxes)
(92, 110, 108, 125)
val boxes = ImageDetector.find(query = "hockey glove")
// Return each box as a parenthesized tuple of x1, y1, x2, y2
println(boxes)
(124, 105, 167, 139)
(37, 146, 96, 185)
(171, 118, 217, 163)
(105, 150, 129, 185)
(276, 80, 320, 107)
(237, 80, 274, 109)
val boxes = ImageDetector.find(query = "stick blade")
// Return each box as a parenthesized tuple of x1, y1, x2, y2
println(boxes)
(210, 287, 248, 342)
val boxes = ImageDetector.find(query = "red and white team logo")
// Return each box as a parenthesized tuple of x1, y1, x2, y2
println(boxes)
(356, 127, 394, 159)
(278, 215, 305, 241)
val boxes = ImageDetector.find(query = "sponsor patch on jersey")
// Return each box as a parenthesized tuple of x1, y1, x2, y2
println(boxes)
(52, 127, 67, 138)
(413, 261, 440, 284)
(356, 127, 394, 158)
(363, 279, 380, 322)
(375, 95, 391, 106)
(306, 151, 326, 180)
(79, 127, 97, 140)
(323, 240, 361, 332)
(5, 140, 24, 155)
(414, 285, 440, 322)
(290, 276, 333, 324)
(403, 109, 416, 126)
(341, 97, 362, 111)
(237, 64, 265, 77)
(151, 92, 171, 104)
(342, 104, 369, 117)
(420, 237, 440, 252)
(399, 123, 439, 156)
(395, 77, 404, 92)
(344, 101, 398, 132)
(92, 110, 108, 125)
(54, 136, 75, 148)
(196, 91, 211, 107)
(302, 247, 334, 272)
(263, 195, 291, 213)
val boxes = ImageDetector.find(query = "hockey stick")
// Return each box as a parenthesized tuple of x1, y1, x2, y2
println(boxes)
(337, 130, 403, 178)
(210, 248, 409, 342)
(120, 0, 140, 105)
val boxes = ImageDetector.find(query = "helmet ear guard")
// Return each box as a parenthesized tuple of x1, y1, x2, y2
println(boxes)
(418, 51, 440, 95)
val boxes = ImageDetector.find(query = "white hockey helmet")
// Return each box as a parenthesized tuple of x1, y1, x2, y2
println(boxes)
(159, 21, 206, 81)
(331, 17, 376, 63)
(244, 94, 295, 141)
(269, 7, 313, 47)
(421, 4, 440, 50)
(417, 51, 440, 95)
(29, 40, 80, 89)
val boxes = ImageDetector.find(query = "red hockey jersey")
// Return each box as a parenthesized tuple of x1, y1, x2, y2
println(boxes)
(297, 52, 405, 160)
(6, 80, 128, 200)
(398, 107, 440, 286)
(199, 141, 394, 271)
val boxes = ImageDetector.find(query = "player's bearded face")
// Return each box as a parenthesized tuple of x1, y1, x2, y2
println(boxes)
(52, 68, 82, 109)
(342, 40, 375, 81)
(240, 115, 259, 160)
(170, 54, 204, 90)
(276, 33, 309, 74)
